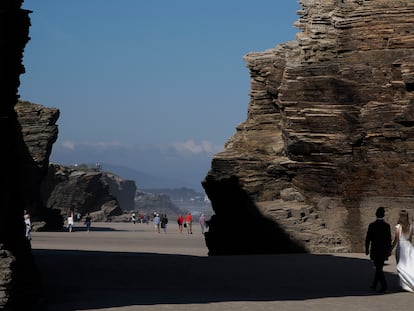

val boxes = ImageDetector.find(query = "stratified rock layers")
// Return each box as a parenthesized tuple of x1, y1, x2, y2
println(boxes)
(0, 1, 40, 308)
(203, 0, 414, 254)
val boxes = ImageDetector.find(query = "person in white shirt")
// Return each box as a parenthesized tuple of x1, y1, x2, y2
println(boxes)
(67, 213, 74, 232)
(153, 214, 161, 233)
(23, 210, 31, 240)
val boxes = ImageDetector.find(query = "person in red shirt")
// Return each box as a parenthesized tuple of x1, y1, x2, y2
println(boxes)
(185, 212, 193, 234)
(177, 215, 184, 234)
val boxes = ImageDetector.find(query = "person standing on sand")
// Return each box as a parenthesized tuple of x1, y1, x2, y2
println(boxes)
(390, 209, 414, 292)
(23, 210, 31, 240)
(67, 213, 74, 232)
(177, 214, 184, 234)
(185, 212, 193, 234)
(199, 213, 206, 234)
(161, 214, 168, 233)
(365, 207, 392, 294)
(84, 213, 92, 232)
(153, 213, 161, 233)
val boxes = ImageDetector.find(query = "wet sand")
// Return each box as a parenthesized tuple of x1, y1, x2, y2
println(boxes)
(31, 222, 412, 311)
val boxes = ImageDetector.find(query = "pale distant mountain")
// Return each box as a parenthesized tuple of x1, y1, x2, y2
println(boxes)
(50, 141, 211, 191)
(99, 163, 203, 191)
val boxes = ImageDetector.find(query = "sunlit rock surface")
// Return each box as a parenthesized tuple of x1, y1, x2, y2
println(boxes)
(203, 0, 414, 255)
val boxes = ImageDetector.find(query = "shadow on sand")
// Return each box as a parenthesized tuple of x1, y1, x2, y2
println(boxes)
(32, 250, 399, 310)
(47, 226, 123, 233)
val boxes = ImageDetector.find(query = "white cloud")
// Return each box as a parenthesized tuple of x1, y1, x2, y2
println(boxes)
(60, 140, 122, 150)
(171, 140, 223, 155)
(62, 140, 76, 150)
(58, 139, 223, 156)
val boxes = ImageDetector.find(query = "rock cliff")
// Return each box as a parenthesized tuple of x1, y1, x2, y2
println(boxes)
(0, 1, 41, 308)
(15, 101, 60, 225)
(203, 0, 414, 255)
(40, 164, 135, 226)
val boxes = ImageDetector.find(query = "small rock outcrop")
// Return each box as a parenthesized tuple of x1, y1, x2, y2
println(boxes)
(203, 0, 414, 255)
(40, 164, 134, 226)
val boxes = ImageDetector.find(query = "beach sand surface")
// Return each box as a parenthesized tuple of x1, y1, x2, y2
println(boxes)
(31, 222, 412, 311)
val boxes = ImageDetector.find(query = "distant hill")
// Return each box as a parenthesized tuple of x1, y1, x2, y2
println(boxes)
(143, 187, 213, 218)
(142, 187, 206, 201)
(99, 163, 202, 190)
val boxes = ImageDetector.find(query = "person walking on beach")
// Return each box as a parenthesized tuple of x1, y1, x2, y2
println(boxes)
(161, 214, 168, 233)
(185, 212, 193, 234)
(390, 209, 414, 292)
(23, 210, 31, 240)
(177, 214, 184, 234)
(67, 213, 74, 232)
(199, 213, 206, 234)
(365, 207, 391, 293)
(153, 213, 161, 233)
(84, 213, 92, 232)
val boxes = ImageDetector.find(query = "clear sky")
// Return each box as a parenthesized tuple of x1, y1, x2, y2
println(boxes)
(19, 0, 301, 190)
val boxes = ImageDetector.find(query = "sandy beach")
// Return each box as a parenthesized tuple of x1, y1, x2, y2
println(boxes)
(31, 222, 413, 311)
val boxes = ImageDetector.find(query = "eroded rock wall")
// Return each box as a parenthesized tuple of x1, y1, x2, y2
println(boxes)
(203, 0, 414, 254)
(0, 1, 41, 308)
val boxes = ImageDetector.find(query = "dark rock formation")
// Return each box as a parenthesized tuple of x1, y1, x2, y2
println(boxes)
(203, 0, 414, 255)
(40, 164, 132, 226)
(0, 1, 43, 309)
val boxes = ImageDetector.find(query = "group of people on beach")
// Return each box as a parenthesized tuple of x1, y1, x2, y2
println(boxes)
(365, 207, 414, 293)
(149, 211, 207, 234)
(176, 212, 206, 234)
(66, 212, 92, 232)
(24, 210, 91, 240)
(22, 204, 414, 295)
(131, 213, 151, 224)
(152, 213, 169, 233)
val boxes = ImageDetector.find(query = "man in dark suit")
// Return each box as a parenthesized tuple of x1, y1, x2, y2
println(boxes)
(365, 207, 392, 293)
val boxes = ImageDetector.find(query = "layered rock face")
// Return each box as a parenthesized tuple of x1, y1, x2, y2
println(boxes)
(0, 1, 41, 308)
(15, 101, 59, 218)
(203, 0, 414, 254)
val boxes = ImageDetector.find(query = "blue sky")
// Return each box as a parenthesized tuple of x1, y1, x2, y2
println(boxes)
(19, 0, 300, 190)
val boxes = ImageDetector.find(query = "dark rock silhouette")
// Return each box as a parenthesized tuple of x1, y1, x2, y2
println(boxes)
(40, 164, 134, 227)
(0, 2, 41, 309)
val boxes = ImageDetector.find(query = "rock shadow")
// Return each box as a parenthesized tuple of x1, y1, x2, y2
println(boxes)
(202, 175, 306, 255)
(32, 250, 399, 310)
(43, 226, 121, 233)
